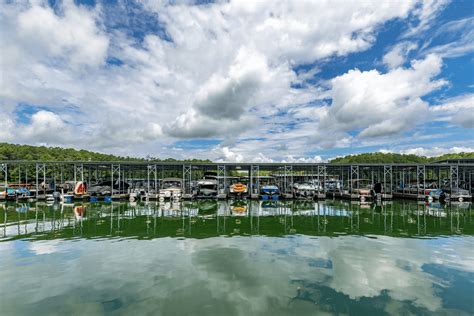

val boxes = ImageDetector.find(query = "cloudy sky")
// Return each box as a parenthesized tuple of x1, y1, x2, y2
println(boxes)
(1, 0, 473, 162)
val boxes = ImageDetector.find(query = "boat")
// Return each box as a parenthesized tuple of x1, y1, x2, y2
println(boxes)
(45, 194, 55, 203)
(61, 193, 74, 203)
(159, 178, 183, 200)
(4, 187, 16, 201)
(260, 185, 280, 200)
(15, 187, 31, 199)
(74, 181, 87, 195)
(292, 183, 317, 199)
(88, 180, 129, 196)
(325, 180, 341, 191)
(261, 185, 279, 195)
(196, 173, 218, 198)
(230, 200, 247, 216)
(351, 188, 373, 202)
(444, 187, 471, 202)
(129, 182, 147, 201)
(129, 191, 139, 202)
(196, 199, 218, 214)
(229, 182, 248, 197)
(426, 189, 448, 201)
(74, 205, 86, 220)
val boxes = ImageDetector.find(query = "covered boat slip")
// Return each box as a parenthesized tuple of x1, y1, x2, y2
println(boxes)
(0, 160, 473, 202)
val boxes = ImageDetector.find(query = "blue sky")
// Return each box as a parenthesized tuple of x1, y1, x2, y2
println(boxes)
(0, 0, 473, 162)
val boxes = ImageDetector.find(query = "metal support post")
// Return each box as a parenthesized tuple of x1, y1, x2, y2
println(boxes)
(284, 165, 293, 193)
(383, 165, 392, 194)
(250, 165, 260, 194)
(318, 165, 327, 193)
(147, 164, 157, 193)
(417, 165, 425, 195)
(183, 165, 192, 194)
(450, 165, 458, 194)
(36, 163, 46, 194)
(0, 163, 7, 189)
(350, 165, 359, 191)
(111, 164, 121, 195)
(74, 163, 84, 184)
(217, 165, 226, 194)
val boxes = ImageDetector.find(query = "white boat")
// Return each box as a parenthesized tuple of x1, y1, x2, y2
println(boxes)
(45, 194, 55, 203)
(159, 178, 183, 200)
(292, 183, 318, 199)
(196, 173, 218, 198)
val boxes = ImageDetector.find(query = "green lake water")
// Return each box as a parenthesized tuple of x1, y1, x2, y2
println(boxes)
(1, 200, 473, 315)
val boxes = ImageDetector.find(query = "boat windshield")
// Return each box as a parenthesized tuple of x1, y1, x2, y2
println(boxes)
(200, 184, 216, 190)
(162, 181, 181, 189)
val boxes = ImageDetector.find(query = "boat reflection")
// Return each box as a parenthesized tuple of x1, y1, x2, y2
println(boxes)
(1, 200, 472, 241)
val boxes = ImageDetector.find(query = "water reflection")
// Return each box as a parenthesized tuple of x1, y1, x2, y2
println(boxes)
(1, 200, 473, 241)
(0, 200, 473, 315)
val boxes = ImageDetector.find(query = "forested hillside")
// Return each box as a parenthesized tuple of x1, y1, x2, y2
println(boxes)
(0, 143, 472, 163)
(329, 152, 474, 164)
(0, 143, 211, 162)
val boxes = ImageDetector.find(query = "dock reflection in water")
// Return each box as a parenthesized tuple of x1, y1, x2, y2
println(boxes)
(0, 200, 473, 315)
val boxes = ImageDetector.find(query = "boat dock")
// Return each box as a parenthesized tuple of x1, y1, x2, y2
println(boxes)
(0, 160, 472, 202)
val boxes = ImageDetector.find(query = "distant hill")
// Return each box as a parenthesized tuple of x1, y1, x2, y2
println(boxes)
(329, 152, 474, 164)
(0, 142, 472, 163)
(0, 143, 211, 163)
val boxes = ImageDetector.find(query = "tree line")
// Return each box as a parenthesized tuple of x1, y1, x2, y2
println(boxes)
(0, 143, 472, 163)
(328, 152, 474, 164)
(0, 143, 211, 163)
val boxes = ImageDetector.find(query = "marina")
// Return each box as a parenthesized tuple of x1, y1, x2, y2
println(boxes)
(0, 160, 473, 203)
(2, 0, 474, 314)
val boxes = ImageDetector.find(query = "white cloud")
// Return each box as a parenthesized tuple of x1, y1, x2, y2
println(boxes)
(430, 94, 474, 128)
(452, 111, 474, 129)
(166, 48, 273, 138)
(194, 48, 268, 120)
(383, 42, 418, 69)
(281, 155, 324, 163)
(29, 240, 62, 255)
(214, 146, 244, 163)
(318, 54, 446, 140)
(380, 146, 474, 157)
(21, 110, 72, 144)
(0, 111, 15, 142)
(16, 1, 109, 66)
(422, 17, 474, 58)
(403, 0, 450, 37)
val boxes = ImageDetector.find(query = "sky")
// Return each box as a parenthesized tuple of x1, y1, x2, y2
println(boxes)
(0, 0, 473, 162)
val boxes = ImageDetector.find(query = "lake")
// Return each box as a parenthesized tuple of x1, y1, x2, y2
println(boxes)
(1, 200, 473, 315)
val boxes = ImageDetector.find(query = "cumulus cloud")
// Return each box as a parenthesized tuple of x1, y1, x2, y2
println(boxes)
(383, 42, 418, 69)
(15, 1, 108, 66)
(165, 109, 258, 138)
(0, 111, 15, 142)
(380, 146, 474, 157)
(166, 48, 270, 138)
(214, 146, 244, 163)
(195, 48, 268, 120)
(317, 54, 446, 141)
(281, 155, 324, 163)
(452, 111, 474, 129)
(430, 94, 474, 128)
(21, 110, 72, 144)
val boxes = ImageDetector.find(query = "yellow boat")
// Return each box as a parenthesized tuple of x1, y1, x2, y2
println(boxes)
(230, 182, 248, 194)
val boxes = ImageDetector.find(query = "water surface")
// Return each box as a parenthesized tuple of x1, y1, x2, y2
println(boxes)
(1, 200, 473, 315)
